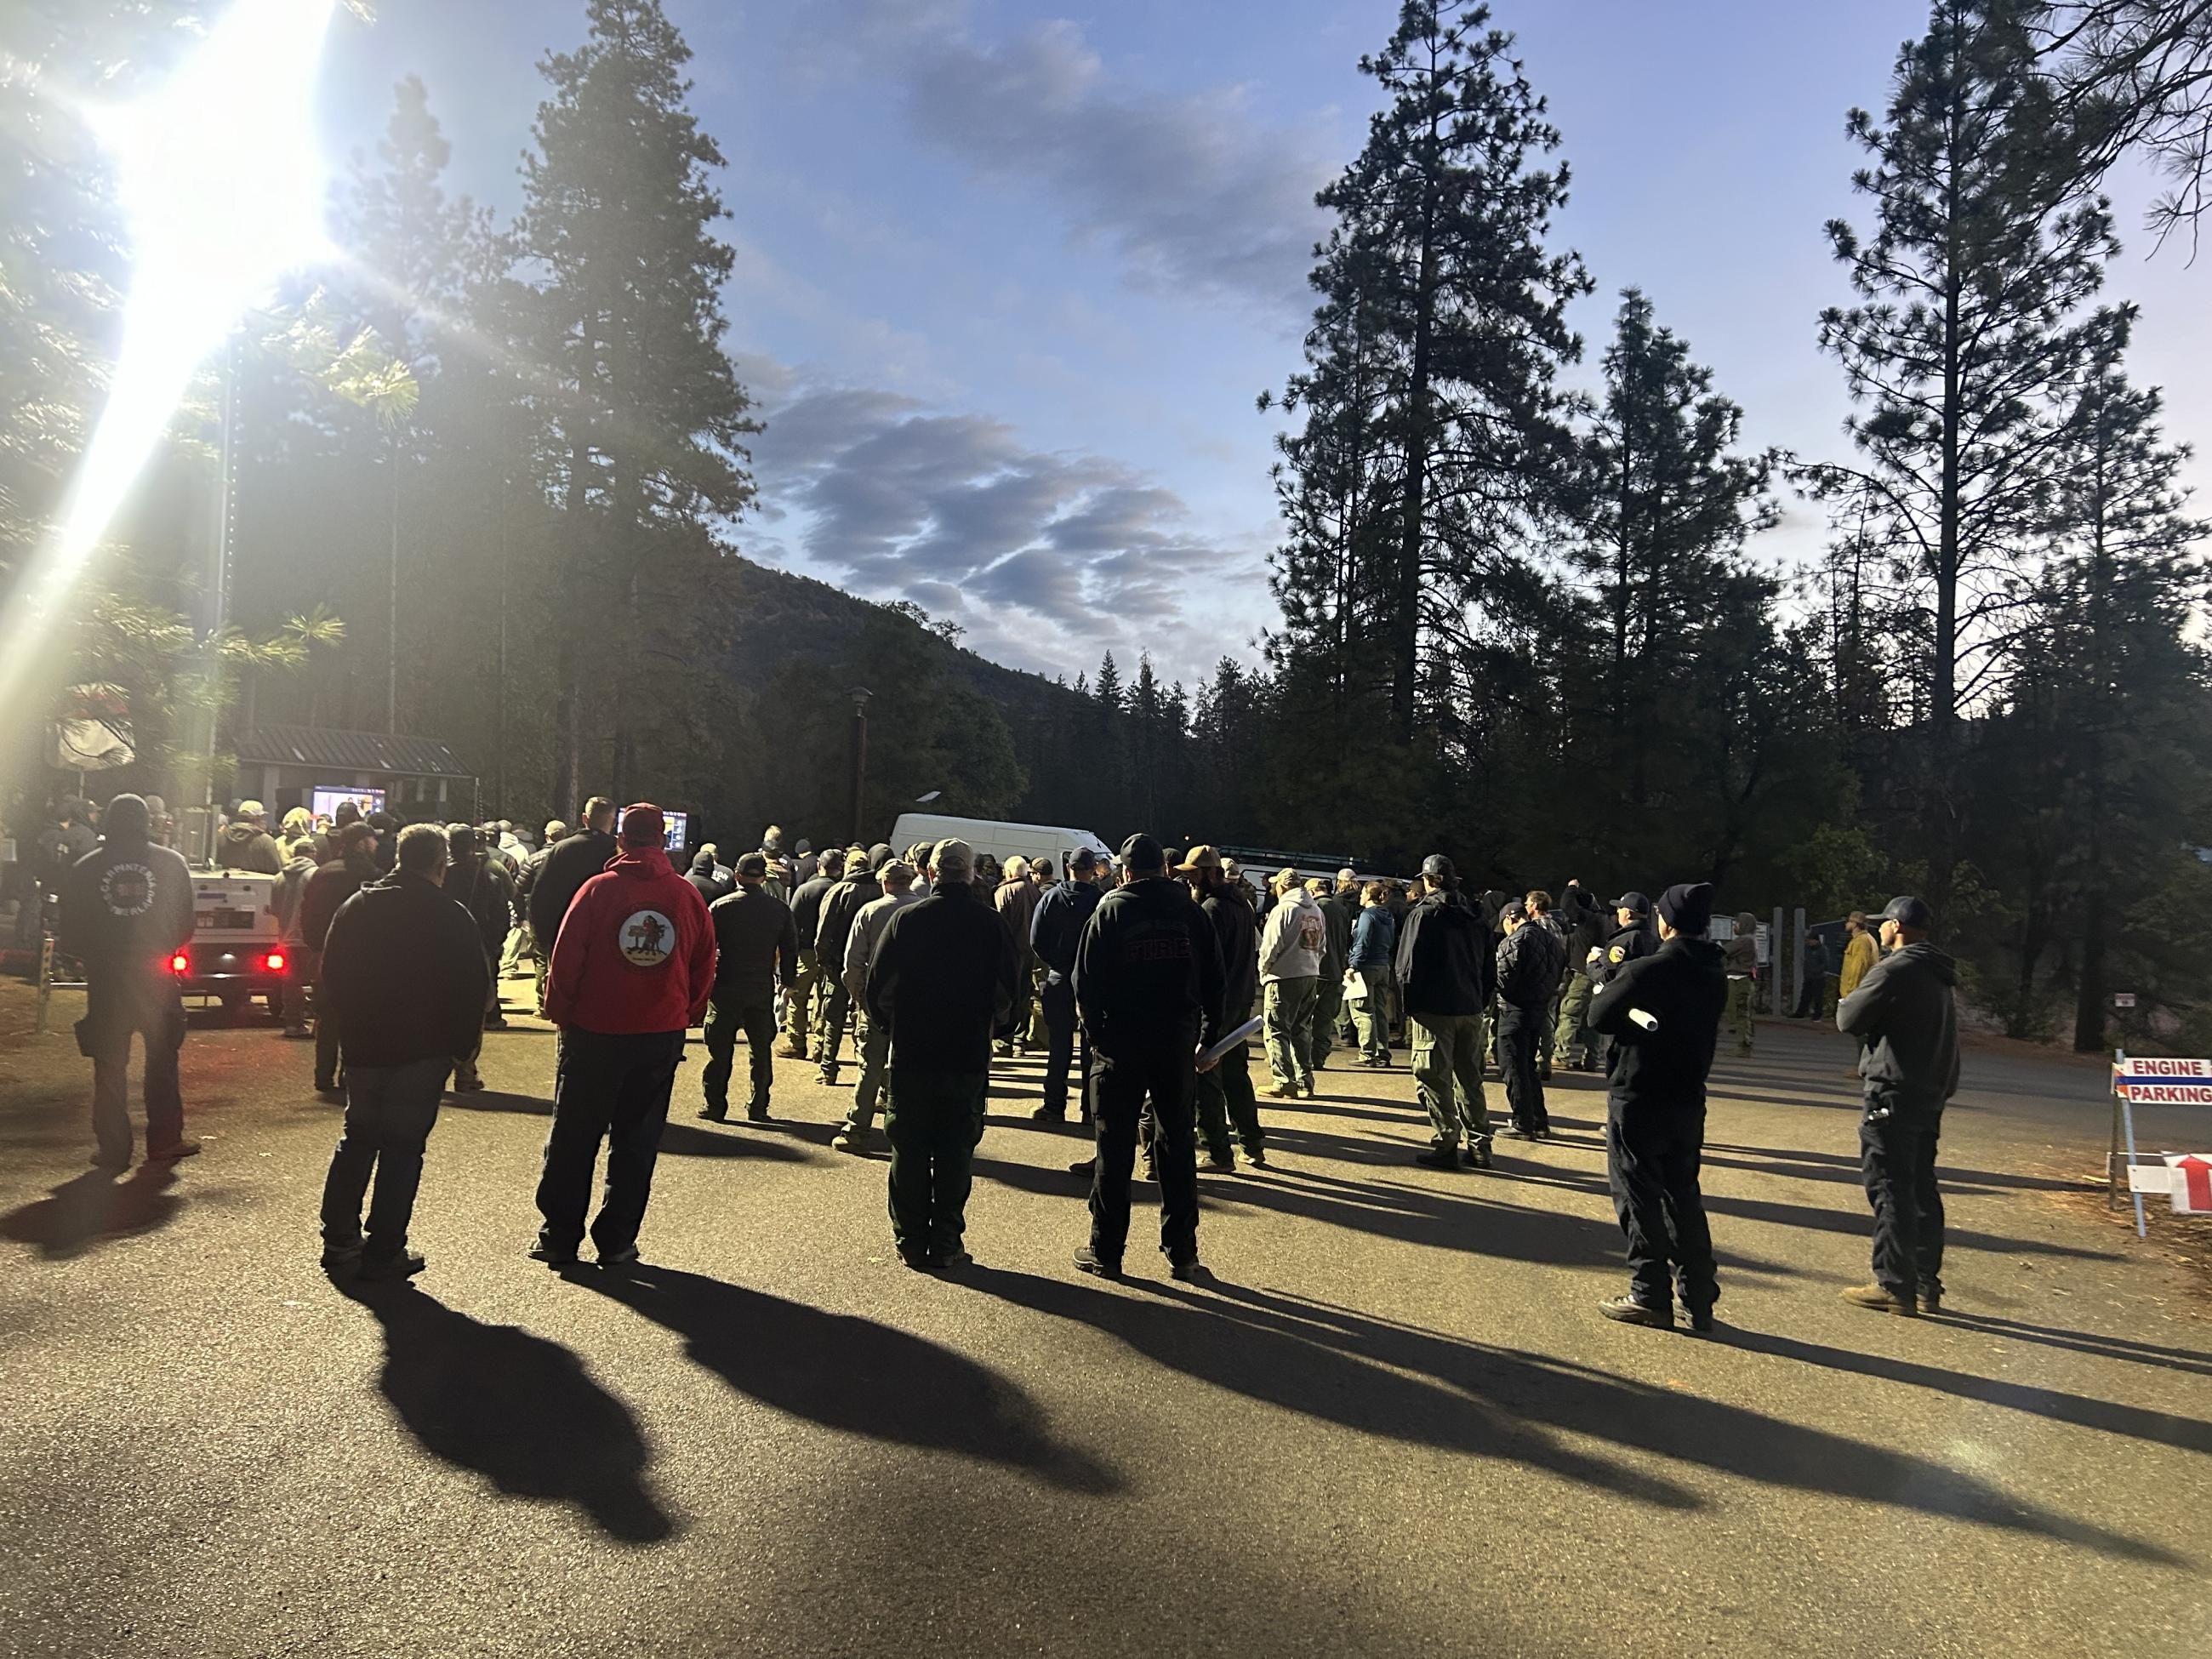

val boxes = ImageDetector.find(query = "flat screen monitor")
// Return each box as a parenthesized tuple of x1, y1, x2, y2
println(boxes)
(661, 810, 689, 852)
(311, 785, 385, 823)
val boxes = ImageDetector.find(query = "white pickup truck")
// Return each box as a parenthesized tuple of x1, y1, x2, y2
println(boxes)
(174, 869, 294, 1019)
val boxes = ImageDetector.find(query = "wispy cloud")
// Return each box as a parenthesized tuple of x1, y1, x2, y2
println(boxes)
(742, 366, 1272, 684)
(792, 0, 1334, 317)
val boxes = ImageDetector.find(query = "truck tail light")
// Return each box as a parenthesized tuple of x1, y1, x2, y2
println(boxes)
(169, 952, 190, 975)
(264, 951, 287, 972)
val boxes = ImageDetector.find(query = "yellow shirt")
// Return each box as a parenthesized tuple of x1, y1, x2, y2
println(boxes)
(1839, 931, 1878, 1000)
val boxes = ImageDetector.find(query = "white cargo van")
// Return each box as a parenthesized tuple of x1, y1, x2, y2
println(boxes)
(887, 813, 1115, 877)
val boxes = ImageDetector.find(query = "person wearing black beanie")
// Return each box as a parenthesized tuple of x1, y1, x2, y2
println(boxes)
(1584, 880, 1727, 1331)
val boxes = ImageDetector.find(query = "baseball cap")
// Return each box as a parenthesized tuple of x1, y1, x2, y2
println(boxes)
(1070, 847, 1100, 873)
(1177, 844, 1223, 875)
(1499, 897, 1526, 921)
(1120, 833, 1166, 872)
(1611, 890, 1650, 915)
(619, 802, 666, 847)
(1880, 894, 1935, 930)
(736, 852, 768, 879)
(1421, 853, 1456, 881)
(932, 837, 975, 881)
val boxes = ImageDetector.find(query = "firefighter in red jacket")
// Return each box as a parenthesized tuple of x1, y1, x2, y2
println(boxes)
(530, 803, 715, 1268)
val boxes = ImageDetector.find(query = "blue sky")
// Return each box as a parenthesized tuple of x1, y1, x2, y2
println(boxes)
(313, 0, 2212, 687)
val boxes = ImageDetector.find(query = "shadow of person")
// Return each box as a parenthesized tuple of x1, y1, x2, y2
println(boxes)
(443, 1092, 818, 1162)
(576, 1263, 1117, 1495)
(336, 1280, 673, 1545)
(0, 1164, 181, 1260)
(958, 1265, 1699, 1511)
(1200, 1283, 2185, 1567)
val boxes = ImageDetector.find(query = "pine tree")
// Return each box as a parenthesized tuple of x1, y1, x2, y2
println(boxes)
(1814, 0, 2120, 887)
(1999, 326, 2209, 1046)
(516, 0, 760, 809)
(1282, 0, 1588, 745)
(1093, 652, 1125, 712)
(1566, 291, 1776, 822)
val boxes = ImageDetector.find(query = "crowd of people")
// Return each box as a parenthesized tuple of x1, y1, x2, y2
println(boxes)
(42, 790, 1964, 1331)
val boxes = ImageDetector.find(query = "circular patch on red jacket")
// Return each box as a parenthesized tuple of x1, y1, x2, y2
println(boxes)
(619, 909, 675, 966)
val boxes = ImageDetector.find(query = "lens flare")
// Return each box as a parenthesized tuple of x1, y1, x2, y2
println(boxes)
(0, 0, 337, 717)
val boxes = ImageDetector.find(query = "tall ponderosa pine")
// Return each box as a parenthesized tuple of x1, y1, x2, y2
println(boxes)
(1277, 0, 1587, 747)
(1994, 327, 2208, 1045)
(1816, 0, 2119, 887)
(516, 0, 759, 809)
(1568, 290, 1776, 817)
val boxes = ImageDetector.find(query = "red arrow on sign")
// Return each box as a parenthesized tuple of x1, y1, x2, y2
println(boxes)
(2180, 1155, 2212, 1211)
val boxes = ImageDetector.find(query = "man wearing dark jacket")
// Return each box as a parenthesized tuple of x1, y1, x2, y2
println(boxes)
(58, 794, 197, 1167)
(526, 796, 618, 961)
(700, 854, 798, 1123)
(813, 845, 886, 1083)
(780, 847, 844, 1059)
(864, 838, 1019, 1270)
(299, 823, 382, 1094)
(1495, 893, 1568, 1137)
(1395, 855, 1495, 1171)
(685, 846, 732, 908)
(1837, 895, 1961, 1316)
(1586, 881, 1729, 1332)
(1184, 846, 1264, 1171)
(1029, 847, 1107, 1122)
(316, 824, 490, 1280)
(1073, 834, 1227, 1280)
(442, 824, 515, 1089)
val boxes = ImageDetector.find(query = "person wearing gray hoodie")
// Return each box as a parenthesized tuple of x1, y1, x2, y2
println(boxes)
(1258, 869, 1325, 1097)
(1837, 895, 1961, 1317)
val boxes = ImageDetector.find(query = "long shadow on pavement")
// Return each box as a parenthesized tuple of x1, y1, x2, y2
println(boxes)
(973, 1272, 2182, 1566)
(335, 1279, 674, 1545)
(1931, 1309, 2212, 1379)
(442, 1091, 820, 1161)
(1720, 1325, 2212, 1454)
(959, 1265, 1703, 1511)
(0, 1164, 182, 1259)
(576, 1263, 1119, 1495)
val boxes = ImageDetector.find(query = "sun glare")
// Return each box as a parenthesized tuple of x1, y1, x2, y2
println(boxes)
(0, 0, 336, 714)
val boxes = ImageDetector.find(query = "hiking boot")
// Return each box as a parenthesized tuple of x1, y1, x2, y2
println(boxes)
(697, 1105, 728, 1123)
(145, 1140, 202, 1161)
(1920, 1284, 1945, 1314)
(818, 1066, 841, 1087)
(1414, 1143, 1462, 1171)
(598, 1245, 641, 1269)
(1464, 1140, 1494, 1171)
(1680, 1303, 1717, 1334)
(929, 1248, 974, 1272)
(776, 1039, 806, 1060)
(830, 1127, 873, 1154)
(1245, 1148, 1268, 1169)
(1264, 1082, 1295, 1099)
(1598, 1294, 1673, 1329)
(527, 1242, 580, 1268)
(1168, 1257, 1210, 1283)
(745, 1097, 772, 1122)
(1031, 1103, 1067, 1122)
(1203, 1150, 1236, 1173)
(1840, 1282, 1918, 1316)
(358, 1249, 426, 1282)
(319, 1240, 362, 1271)
(1073, 1245, 1121, 1279)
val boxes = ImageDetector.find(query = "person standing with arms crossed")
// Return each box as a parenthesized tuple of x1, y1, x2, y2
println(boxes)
(1837, 896, 1960, 1316)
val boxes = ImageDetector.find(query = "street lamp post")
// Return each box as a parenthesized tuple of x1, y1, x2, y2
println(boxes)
(849, 686, 871, 845)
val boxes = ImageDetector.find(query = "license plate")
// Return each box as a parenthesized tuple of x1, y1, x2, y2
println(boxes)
(197, 909, 255, 930)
